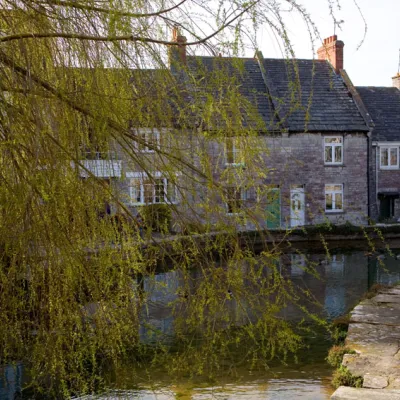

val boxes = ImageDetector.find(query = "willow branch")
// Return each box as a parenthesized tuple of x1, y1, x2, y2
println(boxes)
(35, 0, 189, 18)
(0, 2, 259, 45)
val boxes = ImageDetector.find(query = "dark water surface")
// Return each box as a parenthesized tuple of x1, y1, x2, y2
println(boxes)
(2, 246, 400, 399)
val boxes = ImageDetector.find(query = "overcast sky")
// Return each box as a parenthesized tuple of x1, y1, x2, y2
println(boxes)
(257, 0, 400, 87)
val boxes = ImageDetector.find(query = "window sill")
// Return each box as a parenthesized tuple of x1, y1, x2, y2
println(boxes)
(224, 163, 246, 168)
(325, 210, 344, 214)
(130, 202, 179, 206)
(324, 163, 344, 167)
(380, 167, 399, 170)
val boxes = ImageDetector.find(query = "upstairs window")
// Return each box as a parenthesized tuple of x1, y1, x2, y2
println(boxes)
(324, 137, 343, 165)
(325, 184, 343, 212)
(380, 146, 399, 169)
(129, 173, 178, 205)
(225, 137, 244, 166)
(132, 129, 160, 153)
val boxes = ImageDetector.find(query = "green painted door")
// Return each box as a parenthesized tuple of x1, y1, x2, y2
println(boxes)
(266, 188, 281, 229)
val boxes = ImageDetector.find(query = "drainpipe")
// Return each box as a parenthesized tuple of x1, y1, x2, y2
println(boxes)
(375, 140, 379, 218)
(367, 131, 370, 220)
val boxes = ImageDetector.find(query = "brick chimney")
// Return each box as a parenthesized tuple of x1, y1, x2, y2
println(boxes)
(169, 26, 187, 68)
(392, 73, 400, 89)
(317, 35, 344, 74)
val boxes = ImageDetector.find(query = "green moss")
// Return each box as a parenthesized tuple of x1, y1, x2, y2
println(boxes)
(330, 314, 350, 344)
(331, 365, 363, 389)
(326, 345, 356, 368)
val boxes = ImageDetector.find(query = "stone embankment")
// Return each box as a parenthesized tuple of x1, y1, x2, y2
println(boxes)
(331, 285, 400, 399)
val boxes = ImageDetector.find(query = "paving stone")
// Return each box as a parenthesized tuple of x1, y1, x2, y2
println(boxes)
(331, 285, 400, 399)
(331, 386, 400, 400)
(374, 294, 400, 304)
(350, 304, 400, 325)
(363, 373, 388, 389)
(390, 377, 400, 389)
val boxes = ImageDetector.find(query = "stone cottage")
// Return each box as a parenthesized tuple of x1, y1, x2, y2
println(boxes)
(80, 32, 372, 229)
(353, 78, 400, 222)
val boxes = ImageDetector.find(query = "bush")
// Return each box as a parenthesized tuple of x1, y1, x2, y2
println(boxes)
(327, 345, 356, 368)
(331, 314, 350, 344)
(360, 283, 390, 301)
(141, 204, 172, 233)
(110, 213, 134, 234)
(332, 365, 363, 389)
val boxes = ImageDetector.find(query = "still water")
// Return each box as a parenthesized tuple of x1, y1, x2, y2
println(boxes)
(2, 247, 400, 399)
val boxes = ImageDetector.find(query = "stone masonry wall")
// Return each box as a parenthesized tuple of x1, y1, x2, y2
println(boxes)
(112, 130, 369, 229)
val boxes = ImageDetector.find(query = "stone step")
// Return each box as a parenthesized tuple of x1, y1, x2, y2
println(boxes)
(331, 386, 400, 399)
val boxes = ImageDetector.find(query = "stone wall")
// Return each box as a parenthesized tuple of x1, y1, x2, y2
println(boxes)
(113, 130, 369, 229)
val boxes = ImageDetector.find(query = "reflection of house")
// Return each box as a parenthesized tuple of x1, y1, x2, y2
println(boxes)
(353, 81, 400, 222)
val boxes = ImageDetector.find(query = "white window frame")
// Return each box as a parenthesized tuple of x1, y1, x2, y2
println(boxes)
(380, 146, 399, 169)
(225, 187, 247, 215)
(127, 172, 178, 205)
(132, 129, 160, 153)
(324, 136, 343, 165)
(225, 137, 244, 167)
(325, 184, 344, 213)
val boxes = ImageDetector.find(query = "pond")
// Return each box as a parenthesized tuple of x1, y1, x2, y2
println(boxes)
(2, 246, 400, 399)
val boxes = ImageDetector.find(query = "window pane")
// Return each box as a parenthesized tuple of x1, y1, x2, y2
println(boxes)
(335, 193, 343, 210)
(333, 185, 342, 191)
(390, 148, 398, 166)
(325, 137, 342, 144)
(325, 193, 333, 210)
(154, 179, 164, 203)
(131, 179, 141, 203)
(167, 180, 177, 203)
(143, 180, 153, 203)
(325, 185, 335, 191)
(335, 146, 342, 163)
(325, 146, 332, 163)
(381, 148, 389, 166)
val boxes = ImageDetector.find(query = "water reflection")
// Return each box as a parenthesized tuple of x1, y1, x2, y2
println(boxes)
(139, 251, 395, 341)
(3, 249, 400, 399)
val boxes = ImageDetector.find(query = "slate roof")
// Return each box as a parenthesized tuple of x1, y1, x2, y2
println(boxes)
(355, 86, 400, 141)
(186, 56, 279, 130)
(185, 56, 369, 133)
(262, 59, 368, 132)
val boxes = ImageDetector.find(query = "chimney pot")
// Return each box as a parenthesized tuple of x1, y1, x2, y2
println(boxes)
(317, 35, 344, 74)
(169, 26, 187, 69)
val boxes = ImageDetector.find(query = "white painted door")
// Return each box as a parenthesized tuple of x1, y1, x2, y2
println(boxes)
(290, 187, 305, 227)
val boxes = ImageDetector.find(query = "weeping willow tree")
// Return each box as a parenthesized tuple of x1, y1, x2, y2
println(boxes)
(0, 0, 350, 398)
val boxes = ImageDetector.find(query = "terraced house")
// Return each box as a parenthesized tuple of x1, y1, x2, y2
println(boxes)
(354, 78, 400, 222)
(99, 32, 370, 230)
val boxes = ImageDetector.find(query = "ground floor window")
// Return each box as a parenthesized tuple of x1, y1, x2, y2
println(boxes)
(378, 193, 399, 221)
(225, 187, 246, 214)
(128, 173, 178, 205)
(325, 184, 343, 212)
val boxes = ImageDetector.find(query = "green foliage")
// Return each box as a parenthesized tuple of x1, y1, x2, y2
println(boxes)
(141, 204, 172, 233)
(360, 283, 391, 301)
(332, 365, 363, 389)
(331, 314, 350, 344)
(326, 346, 356, 368)
(0, 1, 372, 398)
